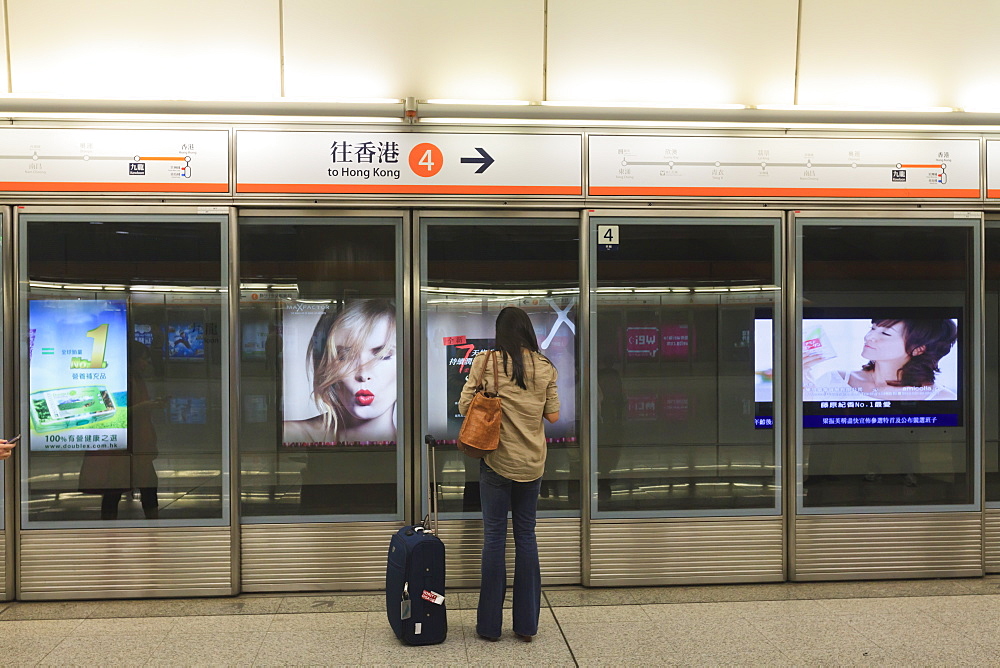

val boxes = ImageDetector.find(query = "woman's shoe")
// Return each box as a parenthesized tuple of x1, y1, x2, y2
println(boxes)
(477, 633, 500, 642)
(515, 633, 534, 642)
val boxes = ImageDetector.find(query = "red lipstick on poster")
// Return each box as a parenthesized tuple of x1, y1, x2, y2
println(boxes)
(355, 390, 375, 406)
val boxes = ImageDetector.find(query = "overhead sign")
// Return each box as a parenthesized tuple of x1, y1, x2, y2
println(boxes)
(0, 128, 229, 193)
(236, 130, 582, 196)
(589, 136, 980, 198)
(986, 140, 1000, 199)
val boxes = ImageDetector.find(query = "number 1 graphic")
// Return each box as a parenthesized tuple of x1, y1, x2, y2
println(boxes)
(86, 324, 109, 369)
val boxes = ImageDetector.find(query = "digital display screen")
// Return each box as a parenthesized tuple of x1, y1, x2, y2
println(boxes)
(625, 326, 659, 358)
(661, 324, 691, 359)
(28, 300, 129, 451)
(754, 307, 961, 429)
(241, 321, 269, 361)
(168, 396, 207, 424)
(133, 323, 154, 347)
(424, 298, 577, 446)
(166, 322, 205, 360)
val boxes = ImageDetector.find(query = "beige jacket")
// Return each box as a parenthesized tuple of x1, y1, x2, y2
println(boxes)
(458, 349, 560, 482)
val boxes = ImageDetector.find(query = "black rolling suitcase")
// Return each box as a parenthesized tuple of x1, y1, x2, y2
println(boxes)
(386, 436, 447, 645)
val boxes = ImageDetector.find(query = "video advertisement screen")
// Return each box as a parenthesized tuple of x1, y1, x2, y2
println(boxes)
(624, 324, 692, 361)
(166, 322, 205, 360)
(425, 298, 577, 445)
(754, 307, 961, 429)
(28, 300, 130, 451)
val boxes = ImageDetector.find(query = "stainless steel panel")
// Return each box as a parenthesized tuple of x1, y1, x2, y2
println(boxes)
(242, 522, 399, 591)
(589, 517, 783, 586)
(794, 513, 983, 580)
(0, 530, 5, 600)
(19, 527, 232, 600)
(437, 518, 581, 588)
(984, 509, 1000, 572)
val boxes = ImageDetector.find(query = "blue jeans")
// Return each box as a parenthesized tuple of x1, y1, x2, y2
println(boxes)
(477, 460, 542, 638)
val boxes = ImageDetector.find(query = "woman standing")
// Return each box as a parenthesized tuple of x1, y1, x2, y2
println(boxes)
(459, 306, 560, 642)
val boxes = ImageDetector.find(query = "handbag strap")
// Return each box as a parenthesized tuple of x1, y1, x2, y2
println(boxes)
(474, 349, 499, 392)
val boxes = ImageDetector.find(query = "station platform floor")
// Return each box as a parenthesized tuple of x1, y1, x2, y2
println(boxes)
(2, 577, 1000, 666)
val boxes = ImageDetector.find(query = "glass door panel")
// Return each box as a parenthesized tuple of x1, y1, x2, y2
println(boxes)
(592, 216, 782, 516)
(420, 216, 580, 517)
(985, 223, 1000, 506)
(20, 214, 228, 527)
(0, 209, 5, 531)
(238, 216, 404, 522)
(796, 216, 977, 513)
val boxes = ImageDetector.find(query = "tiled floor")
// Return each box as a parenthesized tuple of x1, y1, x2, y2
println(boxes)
(3, 578, 1000, 665)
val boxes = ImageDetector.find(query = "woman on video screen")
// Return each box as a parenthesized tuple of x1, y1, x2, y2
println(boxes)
(283, 299, 397, 445)
(803, 318, 958, 401)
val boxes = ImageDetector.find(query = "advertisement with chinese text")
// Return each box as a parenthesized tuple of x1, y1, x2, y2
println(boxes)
(425, 298, 577, 445)
(29, 300, 129, 451)
(754, 307, 961, 428)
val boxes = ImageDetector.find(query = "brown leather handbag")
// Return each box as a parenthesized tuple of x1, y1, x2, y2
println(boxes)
(458, 350, 502, 459)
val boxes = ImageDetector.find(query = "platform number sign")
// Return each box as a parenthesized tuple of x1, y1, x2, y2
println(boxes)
(598, 224, 620, 250)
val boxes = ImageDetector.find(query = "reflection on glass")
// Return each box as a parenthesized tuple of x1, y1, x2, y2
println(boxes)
(239, 220, 400, 519)
(594, 221, 779, 513)
(23, 219, 225, 524)
(800, 224, 972, 509)
(422, 221, 579, 514)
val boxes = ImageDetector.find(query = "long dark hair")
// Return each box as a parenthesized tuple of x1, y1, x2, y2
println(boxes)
(495, 306, 542, 390)
(861, 318, 957, 387)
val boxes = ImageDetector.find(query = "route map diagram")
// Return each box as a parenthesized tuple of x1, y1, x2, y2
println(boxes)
(589, 136, 980, 198)
(0, 128, 228, 192)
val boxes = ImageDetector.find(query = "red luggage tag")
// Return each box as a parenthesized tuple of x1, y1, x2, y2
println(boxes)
(421, 590, 445, 605)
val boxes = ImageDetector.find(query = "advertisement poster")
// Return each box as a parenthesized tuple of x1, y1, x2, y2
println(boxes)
(167, 322, 205, 360)
(29, 300, 129, 451)
(425, 297, 577, 444)
(445, 337, 494, 433)
(281, 299, 398, 447)
(754, 308, 961, 428)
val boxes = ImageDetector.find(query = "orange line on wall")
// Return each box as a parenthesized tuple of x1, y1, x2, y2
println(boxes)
(137, 156, 188, 161)
(237, 183, 582, 195)
(0, 182, 227, 193)
(989, 189, 1000, 199)
(899, 164, 942, 169)
(588, 186, 979, 198)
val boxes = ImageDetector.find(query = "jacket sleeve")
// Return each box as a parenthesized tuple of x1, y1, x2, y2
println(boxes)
(457, 353, 486, 416)
(543, 363, 560, 414)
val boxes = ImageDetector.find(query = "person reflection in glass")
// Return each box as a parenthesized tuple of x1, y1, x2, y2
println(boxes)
(79, 342, 162, 520)
(803, 318, 958, 401)
(283, 299, 397, 445)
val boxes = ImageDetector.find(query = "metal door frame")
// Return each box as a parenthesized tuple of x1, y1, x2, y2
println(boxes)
(13, 205, 235, 599)
(583, 209, 787, 586)
(788, 209, 984, 581)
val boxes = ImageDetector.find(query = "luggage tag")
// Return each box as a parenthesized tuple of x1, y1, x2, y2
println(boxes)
(421, 590, 445, 605)
(401, 581, 411, 619)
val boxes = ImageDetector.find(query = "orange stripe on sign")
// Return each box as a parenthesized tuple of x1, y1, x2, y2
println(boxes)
(899, 164, 942, 169)
(137, 156, 188, 162)
(0, 182, 228, 193)
(237, 183, 582, 195)
(989, 189, 1000, 199)
(588, 186, 979, 198)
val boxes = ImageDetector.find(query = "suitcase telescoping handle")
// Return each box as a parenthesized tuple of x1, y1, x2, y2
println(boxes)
(422, 434, 439, 535)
